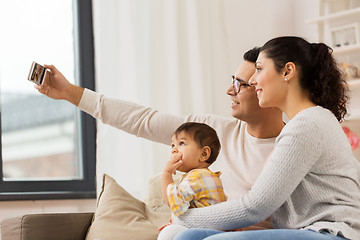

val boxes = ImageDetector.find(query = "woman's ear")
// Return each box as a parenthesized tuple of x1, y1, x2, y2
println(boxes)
(283, 62, 296, 81)
(200, 146, 211, 162)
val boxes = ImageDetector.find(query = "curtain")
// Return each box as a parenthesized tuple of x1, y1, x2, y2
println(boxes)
(92, 0, 232, 199)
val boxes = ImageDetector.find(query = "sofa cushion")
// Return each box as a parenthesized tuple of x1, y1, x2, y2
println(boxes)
(144, 172, 183, 213)
(85, 174, 170, 240)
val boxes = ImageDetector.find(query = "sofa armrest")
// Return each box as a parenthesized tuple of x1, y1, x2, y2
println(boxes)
(1, 212, 93, 240)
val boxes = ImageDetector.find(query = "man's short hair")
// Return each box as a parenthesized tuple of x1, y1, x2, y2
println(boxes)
(173, 122, 221, 165)
(243, 47, 260, 63)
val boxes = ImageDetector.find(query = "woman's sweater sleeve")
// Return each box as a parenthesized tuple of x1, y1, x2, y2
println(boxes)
(174, 116, 323, 230)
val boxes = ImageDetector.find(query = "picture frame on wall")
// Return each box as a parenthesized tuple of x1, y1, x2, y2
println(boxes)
(330, 23, 360, 49)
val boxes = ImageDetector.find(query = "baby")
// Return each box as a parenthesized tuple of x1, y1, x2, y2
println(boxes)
(158, 122, 227, 240)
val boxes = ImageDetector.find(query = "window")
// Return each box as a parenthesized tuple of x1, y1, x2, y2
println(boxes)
(0, 0, 96, 200)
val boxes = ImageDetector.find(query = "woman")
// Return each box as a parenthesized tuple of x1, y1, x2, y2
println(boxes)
(173, 36, 360, 240)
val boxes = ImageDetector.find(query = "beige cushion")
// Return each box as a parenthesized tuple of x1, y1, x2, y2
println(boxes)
(144, 172, 182, 213)
(85, 174, 170, 240)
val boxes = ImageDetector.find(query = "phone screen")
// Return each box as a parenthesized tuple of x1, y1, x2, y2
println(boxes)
(28, 62, 47, 85)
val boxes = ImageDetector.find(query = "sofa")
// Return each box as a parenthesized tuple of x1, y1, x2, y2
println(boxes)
(1, 174, 172, 240)
(1, 212, 94, 240)
(1, 174, 273, 240)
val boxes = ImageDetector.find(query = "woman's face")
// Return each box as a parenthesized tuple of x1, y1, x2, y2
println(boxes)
(249, 52, 287, 109)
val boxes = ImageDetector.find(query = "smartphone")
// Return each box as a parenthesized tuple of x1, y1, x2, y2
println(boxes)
(28, 61, 47, 85)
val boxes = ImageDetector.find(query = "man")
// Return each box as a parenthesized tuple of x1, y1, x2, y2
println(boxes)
(36, 48, 284, 226)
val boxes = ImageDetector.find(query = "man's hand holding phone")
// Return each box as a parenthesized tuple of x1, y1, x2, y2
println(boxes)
(29, 62, 84, 106)
(33, 63, 70, 100)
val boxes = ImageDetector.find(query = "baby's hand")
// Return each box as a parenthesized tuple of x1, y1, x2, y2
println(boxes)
(163, 153, 183, 175)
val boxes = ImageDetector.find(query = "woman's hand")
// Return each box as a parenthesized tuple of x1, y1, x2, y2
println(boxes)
(35, 64, 84, 106)
(227, 217, 273, 232)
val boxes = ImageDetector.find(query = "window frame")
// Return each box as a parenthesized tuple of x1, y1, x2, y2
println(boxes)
(0, 0, 96, 201)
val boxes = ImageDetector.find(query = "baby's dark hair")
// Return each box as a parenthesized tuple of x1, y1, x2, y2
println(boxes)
(260, 36, 349, 122)
(173, 122, 221, 165)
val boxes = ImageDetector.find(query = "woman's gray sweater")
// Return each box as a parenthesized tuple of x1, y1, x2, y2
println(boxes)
(176, 106, 360, 240)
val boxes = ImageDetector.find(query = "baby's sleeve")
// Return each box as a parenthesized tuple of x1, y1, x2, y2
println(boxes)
(167, 174, 201, 217)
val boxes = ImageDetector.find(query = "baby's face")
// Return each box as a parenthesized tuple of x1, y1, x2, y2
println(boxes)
(171, 131, 204, 172)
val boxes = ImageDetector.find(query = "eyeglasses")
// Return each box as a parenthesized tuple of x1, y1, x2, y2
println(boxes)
(231, 75, 251, 93)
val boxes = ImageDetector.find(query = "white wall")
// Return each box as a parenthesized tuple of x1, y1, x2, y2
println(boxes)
(0, 0, 318, 235)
